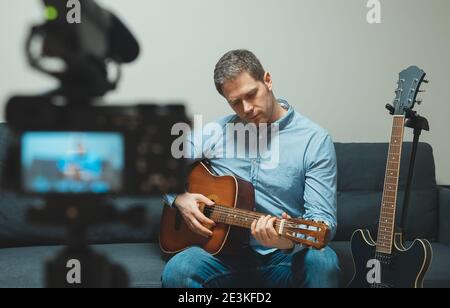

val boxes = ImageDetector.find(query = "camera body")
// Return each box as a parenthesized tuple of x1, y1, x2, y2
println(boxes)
(1, 95, 188, 197)
(0, 0, 189, 287)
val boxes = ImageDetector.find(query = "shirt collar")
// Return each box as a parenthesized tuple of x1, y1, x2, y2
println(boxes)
(273, 99, 294, 131)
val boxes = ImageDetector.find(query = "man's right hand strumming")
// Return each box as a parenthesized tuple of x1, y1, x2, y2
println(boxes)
(174, 192, 216, 238)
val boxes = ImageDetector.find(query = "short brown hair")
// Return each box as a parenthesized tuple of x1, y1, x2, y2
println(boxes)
(214, 49, 265, 95)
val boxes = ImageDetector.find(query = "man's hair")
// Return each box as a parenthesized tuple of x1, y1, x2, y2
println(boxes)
(214, 49, 265, 96)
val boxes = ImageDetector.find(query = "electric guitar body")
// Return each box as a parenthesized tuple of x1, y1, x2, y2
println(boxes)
(349, 229, 432, 288)
(348, 66, 433, 288)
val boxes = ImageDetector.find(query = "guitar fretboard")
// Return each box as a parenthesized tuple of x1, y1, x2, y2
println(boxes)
(376, 115, 405, 254)
(204, 204, 282, 230)
(201, 204, 328, 249)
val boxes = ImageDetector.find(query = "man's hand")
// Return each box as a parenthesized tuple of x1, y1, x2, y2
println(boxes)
(174, 192, 216, 238)
(251, 213, 294, 250)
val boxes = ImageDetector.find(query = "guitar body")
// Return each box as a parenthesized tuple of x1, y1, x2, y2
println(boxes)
(348, 229, 433, 288)
(159, 162, 255, 255)
(348, 66, 434, 288)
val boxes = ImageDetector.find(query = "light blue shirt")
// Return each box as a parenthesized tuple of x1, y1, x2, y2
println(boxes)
(163, 99, 337, 255)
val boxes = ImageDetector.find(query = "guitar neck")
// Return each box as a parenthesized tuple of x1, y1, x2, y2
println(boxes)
(376, 115, 406, 254)
(204, 204, 283, 231)
(202, 204, 324, 246)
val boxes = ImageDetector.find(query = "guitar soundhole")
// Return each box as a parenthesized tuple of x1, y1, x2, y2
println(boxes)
(205, 202, 214, 219)
(203, 194, 219, 219)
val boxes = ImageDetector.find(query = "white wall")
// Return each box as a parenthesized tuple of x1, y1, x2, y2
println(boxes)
(1, 0, 449, 184)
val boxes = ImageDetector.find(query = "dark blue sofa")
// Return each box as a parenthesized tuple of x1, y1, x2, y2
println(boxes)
(0, 123, 449, 288)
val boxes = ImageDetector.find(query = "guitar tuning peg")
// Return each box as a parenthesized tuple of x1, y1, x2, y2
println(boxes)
(416, 99, 423, 105)
(423, 79, 429, 84)
(418, 90, 426, 93)
(385, 104, 395, 115)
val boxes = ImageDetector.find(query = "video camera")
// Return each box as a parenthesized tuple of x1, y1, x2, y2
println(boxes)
(1, 0, 187, 197)
(0, 0, 188, 287)
(3, 99, 187, 197)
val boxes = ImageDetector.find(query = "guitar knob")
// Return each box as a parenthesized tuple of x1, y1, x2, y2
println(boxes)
(385, 104, 395, 115)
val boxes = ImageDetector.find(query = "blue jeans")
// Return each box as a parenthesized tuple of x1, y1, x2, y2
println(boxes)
(161, 246, 341, 288)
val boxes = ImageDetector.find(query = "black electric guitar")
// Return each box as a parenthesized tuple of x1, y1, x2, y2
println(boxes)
(348, 66, 433, 288)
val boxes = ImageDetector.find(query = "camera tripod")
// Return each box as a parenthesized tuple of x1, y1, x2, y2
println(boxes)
(28, 197, 147, 288)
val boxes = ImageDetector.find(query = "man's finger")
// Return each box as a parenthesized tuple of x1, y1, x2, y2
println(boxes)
(191, 218, 213, 238)
(266, 216, 279, 240)
(282, 212, 292, 219)
(254, 218, 265, 242)
(196, 194, 215, 205)
(251, 219, 262, 242)
(251, 220, 257, 235)
(193, 208, 216, 228)
(257, 215, 271, 242)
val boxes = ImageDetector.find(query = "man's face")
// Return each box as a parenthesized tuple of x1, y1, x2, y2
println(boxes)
(76, 142, 86, 156)
(221, 71, 275, 125)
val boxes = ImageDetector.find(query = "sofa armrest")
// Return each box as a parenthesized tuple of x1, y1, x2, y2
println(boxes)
(439, 186, 450, 246)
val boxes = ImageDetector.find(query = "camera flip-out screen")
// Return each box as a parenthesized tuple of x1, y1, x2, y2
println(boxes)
(21, 132, 124, 194)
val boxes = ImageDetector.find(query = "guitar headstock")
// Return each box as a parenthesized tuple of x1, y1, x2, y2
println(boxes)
(282, 218, 329, 249)
(388, 66, 427, 117)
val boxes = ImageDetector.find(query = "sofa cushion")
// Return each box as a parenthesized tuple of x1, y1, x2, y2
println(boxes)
(0, 193, 164, 248)
(0, 123, 10, 185)
(0, 243, 165, 288)
(334, 142, 438, 241)
(1, 242, 448, 288)
(335, 142, 436, 191)
(335, 189, 437, 241)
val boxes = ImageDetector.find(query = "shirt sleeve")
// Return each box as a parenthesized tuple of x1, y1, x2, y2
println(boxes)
(161, 119, 225, 207)
(162, 193, 178, 207)
(302, 133, 338, 241)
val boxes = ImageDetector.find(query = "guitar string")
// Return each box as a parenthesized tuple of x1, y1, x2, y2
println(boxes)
(203, 205, 318, 230)
(376, 120, 403, 253)
(371, 117, 404, 288)
(200, 207, 319, 239)
(203, 207, 295, 229)
(203, 204, 322, 227)
(203, 207, 320, 245)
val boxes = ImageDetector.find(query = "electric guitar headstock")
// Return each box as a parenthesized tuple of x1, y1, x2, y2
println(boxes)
(387, 66, 427, 117)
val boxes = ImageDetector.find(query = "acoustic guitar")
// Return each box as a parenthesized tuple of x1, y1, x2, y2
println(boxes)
(348, 66, 433, 288)
(159, 162, 329, 255)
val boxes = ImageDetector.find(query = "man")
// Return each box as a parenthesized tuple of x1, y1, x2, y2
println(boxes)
(161, 49, 341, 288)
(58, 141, 102, 182)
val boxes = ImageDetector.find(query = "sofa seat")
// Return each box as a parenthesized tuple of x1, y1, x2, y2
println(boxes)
(0, 243, 166, 288)
(2, 241, 449, 288)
